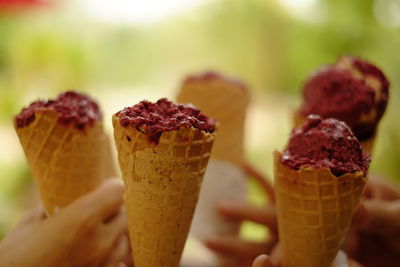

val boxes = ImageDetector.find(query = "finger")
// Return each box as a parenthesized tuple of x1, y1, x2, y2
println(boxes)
(88, 212, 128, 266)
(269, 245, 281, 266)
(243, 162, 275, 203)
(218, 201, 277, 234)
(205, 235, 275, 259)
(69, 178, 124, 221)
(252, 255, 274, 267)
(100, 209, 129, 256)
(364, 175, 400, 201)
(121, 235, 134, 266)
(103, 235, 130, 267)
(105, 209, 128, 238)
(15, 205, 46, 227)
(353, 199, 400, 237)
(64, 207, 127, 267)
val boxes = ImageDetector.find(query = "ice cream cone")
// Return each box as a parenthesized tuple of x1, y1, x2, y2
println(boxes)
(177, 72, 249, 166)
(360, 133, 376, 154)
(15, 111, 116, 215)
(113, 115, 216, 267)
(292, 110, 305, 129)
(177, 72, 249, 266)
(274, 152, 366, 267)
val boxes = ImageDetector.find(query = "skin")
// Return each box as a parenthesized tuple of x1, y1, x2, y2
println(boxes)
(207, 166, 399, 266)
(205, 163, 277, 266)
(345, 174, 400, 267)
(252, 255, 274, 267)
(0, 179, 132, 267)
(2, 169, 397, 266)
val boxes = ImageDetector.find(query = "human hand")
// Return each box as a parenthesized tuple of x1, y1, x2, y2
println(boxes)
(345, 174, 400, 267)
(204, 163, 277, 266)
(0, 179, 132, 267)
(205, 162, 370, 267)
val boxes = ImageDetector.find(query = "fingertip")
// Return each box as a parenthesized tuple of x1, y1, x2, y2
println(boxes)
(257, 254, 269, 260)
(94, 178, 125, 205)
(203, 236, 218, 247)
(253, 254, 271, 267)
(96, 178, 125, 201)
(217, 201, 240, 219)
(203, 236, 226, 252)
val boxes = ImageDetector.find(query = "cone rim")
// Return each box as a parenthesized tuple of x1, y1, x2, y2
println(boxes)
(112, 114, 218, 144)
(15, 110, 102, 134)
(274, 151, 366, 179)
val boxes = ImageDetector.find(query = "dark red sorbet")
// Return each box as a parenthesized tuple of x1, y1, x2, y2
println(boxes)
(15, 91, 101, 130)
(183, 71, 247, 91)
(347, 56, 390, 95)
(338, 56, 389, 128)
(116, 98, 216, 144)
(300, 67, 376, 141)
(300, 56, 390, 141)
(281, 115, 370, 177)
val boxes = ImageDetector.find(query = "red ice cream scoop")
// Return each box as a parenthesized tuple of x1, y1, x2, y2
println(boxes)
(281, 115, 370, 177)
(115, 98, 216, 144)
(299, 56, 389, 141)
(15, 90, 101, 130)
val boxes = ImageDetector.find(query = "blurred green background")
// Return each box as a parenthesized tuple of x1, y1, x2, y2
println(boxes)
(0, 0, 399, 257)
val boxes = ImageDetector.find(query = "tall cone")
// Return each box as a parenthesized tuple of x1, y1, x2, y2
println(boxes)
(177, 72, 249, 166)
(177, 72, 249, 266)
(274, 152, 366, 267)
(15, 111, 116, 215)
(113, 116, 216, 267)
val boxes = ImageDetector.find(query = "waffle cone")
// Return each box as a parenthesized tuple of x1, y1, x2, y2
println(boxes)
(15, 111, 116, 215)
(360, 134, 375, 154)
(274, 152, 366, 267)
(177, 78, 249, 166)
(113, 116, 216, 267)
(293, 111, 305, 128)
(293, 112, 376, 153)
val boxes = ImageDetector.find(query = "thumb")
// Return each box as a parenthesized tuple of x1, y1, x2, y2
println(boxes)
(353, 199, 400, 236)
(62, 178, 124, 222)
